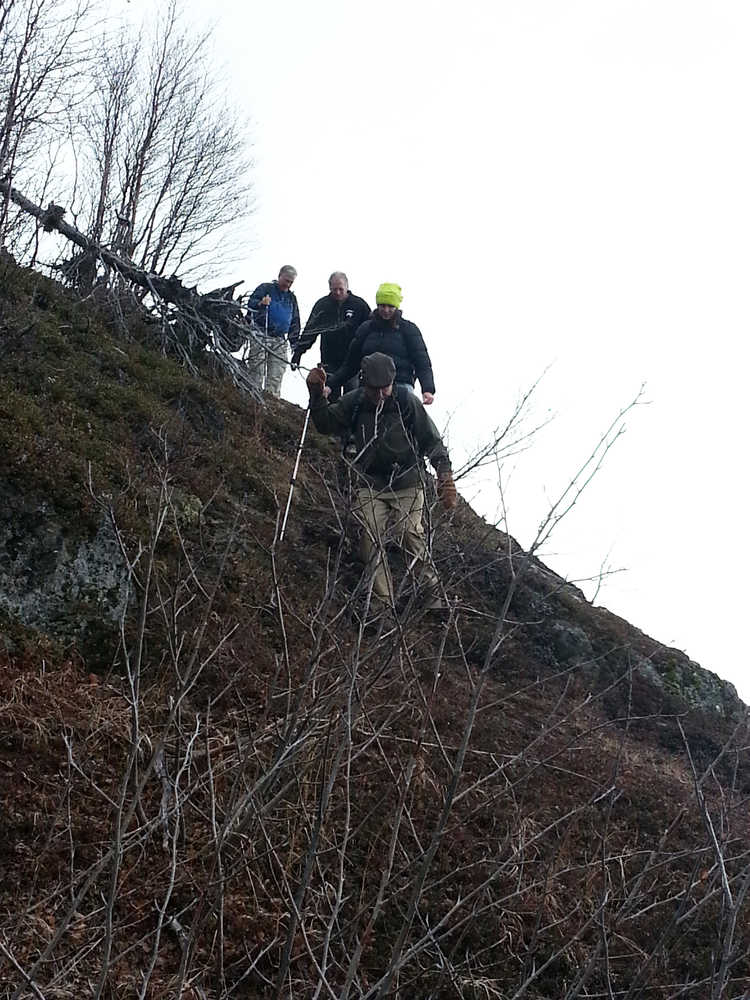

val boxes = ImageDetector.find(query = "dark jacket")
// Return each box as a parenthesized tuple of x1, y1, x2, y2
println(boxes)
(247, 281, 301, 344)
(295, 292, 371, 370)
(309, 384, 450, 491)
(326, 310, 435, 395)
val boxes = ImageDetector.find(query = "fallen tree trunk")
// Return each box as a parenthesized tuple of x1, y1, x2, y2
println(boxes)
(0, 179, 262, 398)
(1, 178, 201, 304)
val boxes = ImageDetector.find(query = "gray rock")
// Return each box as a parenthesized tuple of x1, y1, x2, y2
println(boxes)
(0, 490, 129, 639)
(549, 621, 594, 665)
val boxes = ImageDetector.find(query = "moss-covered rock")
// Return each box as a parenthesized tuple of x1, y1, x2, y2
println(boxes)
(0, 484, 128, 640)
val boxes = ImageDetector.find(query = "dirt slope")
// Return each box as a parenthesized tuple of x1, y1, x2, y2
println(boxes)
(0, 255, 747, 999)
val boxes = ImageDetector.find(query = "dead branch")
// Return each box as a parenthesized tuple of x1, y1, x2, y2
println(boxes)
(0, 176, 262, 395)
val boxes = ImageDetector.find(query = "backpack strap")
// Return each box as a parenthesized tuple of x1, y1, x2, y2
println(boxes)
(395, 384, 415, 432)
(348, 387, 366, 433)
(347, 383, 415, 436)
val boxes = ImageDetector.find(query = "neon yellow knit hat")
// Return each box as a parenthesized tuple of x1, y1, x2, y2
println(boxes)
(375, 282, 403, 307)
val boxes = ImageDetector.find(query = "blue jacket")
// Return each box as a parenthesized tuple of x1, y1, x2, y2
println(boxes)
(247, 281, 301, 343)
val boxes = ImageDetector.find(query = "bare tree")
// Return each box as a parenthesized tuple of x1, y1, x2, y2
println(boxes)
(0, 0, 94, 245)
(77, 0, 253, 283)
(0, 0, 253, 285)
(80, 24, 138, 247)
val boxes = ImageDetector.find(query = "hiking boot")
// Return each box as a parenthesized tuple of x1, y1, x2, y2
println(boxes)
(364, 612, 398, 638)
(423, 592, 448, 612)
(421, 591, 452, 627)
(361, 598, 396, 633)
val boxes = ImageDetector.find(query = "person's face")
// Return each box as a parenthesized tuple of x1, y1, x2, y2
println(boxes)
(278, 271, 295, 291)
(376, 303, 396, 320)
(364, 382, 394, 404)
(329, 278, 348, 301)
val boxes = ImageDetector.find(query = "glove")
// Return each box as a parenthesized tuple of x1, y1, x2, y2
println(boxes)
(306, 366, 327, 393)
(290, 350, 302, 371)
(437, 469, 457, 510)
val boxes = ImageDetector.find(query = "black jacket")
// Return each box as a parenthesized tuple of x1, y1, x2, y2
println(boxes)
(295, 292, 371, 370)
(326, 310, 435, 395)
(309, 384, 450, 491)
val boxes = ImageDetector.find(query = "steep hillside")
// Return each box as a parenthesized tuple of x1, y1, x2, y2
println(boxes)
(0, 254, 748, 999)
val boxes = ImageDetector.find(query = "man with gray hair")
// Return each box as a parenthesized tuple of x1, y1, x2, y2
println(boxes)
(245, 265, 301, 397)
(291, 271, 370, 399)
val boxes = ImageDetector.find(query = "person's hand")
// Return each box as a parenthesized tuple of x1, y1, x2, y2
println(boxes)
(422, 391, 434, 406)
(437, 469, 457, 510)
(260, 294, 271, 306)
(290, 350, 302, 371)
(323, 386, 331, 399)
(306, 365, 327, 393)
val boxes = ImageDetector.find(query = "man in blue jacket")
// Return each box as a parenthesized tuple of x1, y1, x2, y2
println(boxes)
(245, 265, 301, 397)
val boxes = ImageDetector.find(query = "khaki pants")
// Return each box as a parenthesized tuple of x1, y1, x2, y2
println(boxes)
(354, 486, 440, 605)
(246, 333, 288, 397)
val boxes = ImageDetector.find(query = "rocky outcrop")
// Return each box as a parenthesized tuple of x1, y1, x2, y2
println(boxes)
(0, 484, 128, 645)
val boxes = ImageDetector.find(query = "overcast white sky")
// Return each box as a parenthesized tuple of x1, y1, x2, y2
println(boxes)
(126, 0, 749, 701)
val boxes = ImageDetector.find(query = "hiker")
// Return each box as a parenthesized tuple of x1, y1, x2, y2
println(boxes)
(245, 265, 301, 397)
(291, 272, 371, 399)
(307, 352, 457, 615)
(324, 282, 436, 405)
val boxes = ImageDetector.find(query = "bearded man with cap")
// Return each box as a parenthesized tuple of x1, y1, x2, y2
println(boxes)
(325, 283, 436, 405)
(307, 352, 457, 614)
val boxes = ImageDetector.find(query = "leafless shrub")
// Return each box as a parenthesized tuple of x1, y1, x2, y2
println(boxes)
(1, 400, 748, 1000)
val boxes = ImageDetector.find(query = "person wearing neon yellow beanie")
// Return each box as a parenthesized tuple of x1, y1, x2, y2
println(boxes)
(326, 282, 436, 405)
(374, 282, 403, 308)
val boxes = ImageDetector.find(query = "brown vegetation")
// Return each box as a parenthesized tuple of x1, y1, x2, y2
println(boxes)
(0, 254, 748, 998)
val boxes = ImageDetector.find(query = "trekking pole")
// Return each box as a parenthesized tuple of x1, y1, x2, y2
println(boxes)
(279, 404, 311, 542)
(240, 295, 251, 362)
(263, 305, 269, 390)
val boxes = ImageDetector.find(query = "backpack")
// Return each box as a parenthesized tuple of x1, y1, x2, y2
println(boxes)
(343, 384, 415, 461)
(347, 384, 415, 436)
